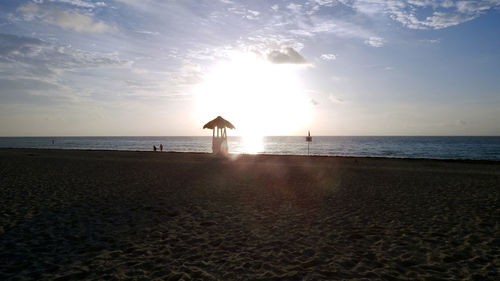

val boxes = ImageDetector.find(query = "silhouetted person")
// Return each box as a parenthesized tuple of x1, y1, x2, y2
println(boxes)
(160, 144, 163, 152)
(153, 145, 157, 152)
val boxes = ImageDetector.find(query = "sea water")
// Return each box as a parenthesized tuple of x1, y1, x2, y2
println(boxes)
(0, 136, 499, 160)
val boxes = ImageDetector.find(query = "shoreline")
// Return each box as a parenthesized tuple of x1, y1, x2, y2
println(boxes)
(2, 147, 499, 164)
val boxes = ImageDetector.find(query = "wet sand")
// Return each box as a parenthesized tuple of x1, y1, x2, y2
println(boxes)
(0, 148, 499, 280)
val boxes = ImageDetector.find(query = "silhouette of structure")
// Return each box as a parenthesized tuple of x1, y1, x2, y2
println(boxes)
(203, 116, 235, 154)
(306, 130, 312, 155)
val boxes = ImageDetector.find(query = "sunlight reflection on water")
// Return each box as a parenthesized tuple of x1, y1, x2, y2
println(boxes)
(241, 135, 264, 154)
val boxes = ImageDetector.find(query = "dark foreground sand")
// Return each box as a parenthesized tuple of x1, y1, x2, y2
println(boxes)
(0, 149, 499, 281)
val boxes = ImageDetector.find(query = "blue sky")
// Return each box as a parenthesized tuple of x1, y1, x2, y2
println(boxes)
(0, 0, 499, 136)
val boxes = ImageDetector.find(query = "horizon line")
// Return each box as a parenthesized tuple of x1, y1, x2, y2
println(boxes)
(1, 135, 499, 138)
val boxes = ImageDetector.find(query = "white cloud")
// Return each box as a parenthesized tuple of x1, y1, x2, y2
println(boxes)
(0, 33, 129, 106)
(329, 94, 344, 104)
(247, 10, 260, 16)
(312, 0, 336, 7)
(345, 0, 500, 30)
(419, 38, 441, 44)
(50, 10, 114, 32)
(0, 33, 126, 75)
(17, 3, 114, 33)
(441, 0, 455, 9)
(244, 34, 305, 53)
(364, 36, 384, 47)
(17, 3, 39, 20)
(49, 0, 100, 9)
(279, 9, 384, 48)
(310, 20, 337, 33)
(135, 30, 160, 36)
(320, 53, 336, 61)
(287, 3, 302, 13)
(285, 15, 386, 50)
(170, 62, 203, 86)
(246, 9, 260, 20)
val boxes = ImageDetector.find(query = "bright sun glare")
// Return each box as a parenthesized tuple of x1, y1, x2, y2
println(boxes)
(194, 51, 312, 153)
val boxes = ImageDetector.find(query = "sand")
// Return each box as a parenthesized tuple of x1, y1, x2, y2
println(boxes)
(0, 148, 498, 280)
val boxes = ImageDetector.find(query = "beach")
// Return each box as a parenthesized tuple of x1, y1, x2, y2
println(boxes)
(0, 148, 498, 280)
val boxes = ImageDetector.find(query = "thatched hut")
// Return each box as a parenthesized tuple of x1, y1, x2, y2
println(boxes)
(203, 116, 235, 154)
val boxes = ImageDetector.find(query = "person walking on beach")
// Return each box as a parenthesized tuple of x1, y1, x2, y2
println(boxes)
(153, 145, 157, 152)
(160, 144, 163, 152)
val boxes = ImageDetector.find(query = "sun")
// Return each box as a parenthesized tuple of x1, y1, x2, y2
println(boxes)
(194, 51, 312, 152)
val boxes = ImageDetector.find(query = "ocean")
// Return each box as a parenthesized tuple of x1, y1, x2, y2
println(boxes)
(1, 136, 499, 160)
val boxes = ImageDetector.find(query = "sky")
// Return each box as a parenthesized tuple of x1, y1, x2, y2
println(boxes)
(0, 0, 499, 136)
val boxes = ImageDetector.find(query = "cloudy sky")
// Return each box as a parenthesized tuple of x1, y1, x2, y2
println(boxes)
(0, 0, 499, 136)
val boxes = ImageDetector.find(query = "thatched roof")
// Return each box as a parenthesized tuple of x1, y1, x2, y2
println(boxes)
(203, 116, 235, 129)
